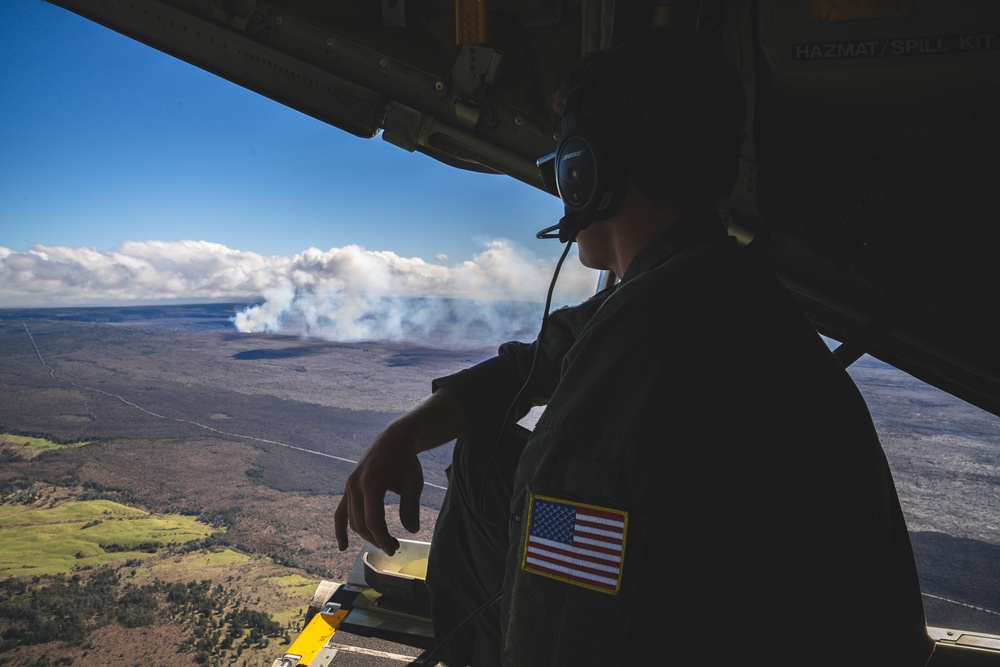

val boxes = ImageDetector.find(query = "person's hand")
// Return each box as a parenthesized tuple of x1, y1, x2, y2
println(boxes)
(334, 421, 424, 556)
(334, 387, 465, 556)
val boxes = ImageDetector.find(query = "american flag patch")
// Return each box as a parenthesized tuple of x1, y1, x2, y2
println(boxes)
(522, 494, 627, 594)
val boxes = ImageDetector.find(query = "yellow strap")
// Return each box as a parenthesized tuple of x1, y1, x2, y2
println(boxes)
(281, 607, 351, 666)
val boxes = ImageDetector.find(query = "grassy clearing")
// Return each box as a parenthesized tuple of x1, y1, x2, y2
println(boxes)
(202, 549, 251, 566)
(0, 499, 214, 578)
(136, 548, 253, 583)
(0, 498, 147, 526)
(0, 433, 91, 458)
(270, 572, 317, 597)
(268, 573, 317, 626)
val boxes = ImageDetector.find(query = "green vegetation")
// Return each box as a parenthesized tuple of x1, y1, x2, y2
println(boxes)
(0, 499, 215, 578)
(0, 479, 323, 666)
(268, 573, 318, 626)
(0, 432, 91, 458)
(202, 549, 252, 566)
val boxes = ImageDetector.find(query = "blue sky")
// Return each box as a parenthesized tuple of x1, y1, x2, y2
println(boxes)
(0, 1, 593, 315)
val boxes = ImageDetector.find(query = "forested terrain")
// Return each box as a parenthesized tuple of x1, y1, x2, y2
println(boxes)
(0, 566, 287, 663)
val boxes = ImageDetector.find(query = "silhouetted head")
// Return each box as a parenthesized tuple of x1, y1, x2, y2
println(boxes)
(551, 27, 747, 218)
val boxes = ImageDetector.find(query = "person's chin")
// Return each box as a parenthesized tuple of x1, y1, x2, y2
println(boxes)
(575, 241, 603, 271)
(577, 254, 608, 271)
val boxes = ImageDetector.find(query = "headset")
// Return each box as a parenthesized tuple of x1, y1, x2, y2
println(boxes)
(536, 77, 627, 243)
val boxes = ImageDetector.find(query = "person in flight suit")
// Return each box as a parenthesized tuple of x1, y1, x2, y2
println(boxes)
(334, 27, 934, 667)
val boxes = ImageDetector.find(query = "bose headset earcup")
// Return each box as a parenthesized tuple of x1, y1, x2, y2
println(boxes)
(554, 111, 625, 236)
(535, 58, 627, 242)
(555, 141, 597, 211)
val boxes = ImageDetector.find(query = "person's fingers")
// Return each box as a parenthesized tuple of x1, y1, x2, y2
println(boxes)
(398, 476, 422, 534)
(364, 495, 398, 556)
(333, 494, 350, 551)
(346, 482, 378, 547)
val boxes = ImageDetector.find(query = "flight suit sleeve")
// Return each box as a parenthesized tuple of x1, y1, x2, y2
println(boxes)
(431, 289, 613, 432)
(431, 352, 531, 431)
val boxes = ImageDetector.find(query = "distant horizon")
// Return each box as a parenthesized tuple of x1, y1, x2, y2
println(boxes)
(0, 240, 599, 341)
(0, 293, 553, 348)
(0, 298, 265, 311)
(0, 292, 559, 311)
(0, 298, 857, 362)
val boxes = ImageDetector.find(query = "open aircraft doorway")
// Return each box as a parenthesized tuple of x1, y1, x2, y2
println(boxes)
(30, 0, 1000, 665)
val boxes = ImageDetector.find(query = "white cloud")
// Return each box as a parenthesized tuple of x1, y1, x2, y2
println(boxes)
(0, 240, 599, 345)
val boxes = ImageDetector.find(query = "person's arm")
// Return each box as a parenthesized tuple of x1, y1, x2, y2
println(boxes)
(334, 295, 609, 556)
(333, 386, 466, 556)
(435, 296, 614, 429)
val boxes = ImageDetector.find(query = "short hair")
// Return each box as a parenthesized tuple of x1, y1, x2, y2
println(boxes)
(555, 28, 747, 208)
